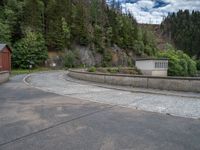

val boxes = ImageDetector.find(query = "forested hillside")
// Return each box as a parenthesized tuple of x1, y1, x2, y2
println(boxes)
(0, 0, 157, 68)
(161, 10, 200, 59)
(0, 0, 198, 76)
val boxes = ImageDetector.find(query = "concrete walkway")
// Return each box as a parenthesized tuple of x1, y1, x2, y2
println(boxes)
(27, 71, 200, 119)
(0, 72, 200, 150)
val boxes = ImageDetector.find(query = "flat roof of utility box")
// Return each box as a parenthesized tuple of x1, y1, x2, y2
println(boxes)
(136, 58, 168, 61)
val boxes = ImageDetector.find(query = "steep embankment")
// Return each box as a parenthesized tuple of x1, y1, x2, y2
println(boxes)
(0, 0, 162, 68)
(139, 24, 173, 50)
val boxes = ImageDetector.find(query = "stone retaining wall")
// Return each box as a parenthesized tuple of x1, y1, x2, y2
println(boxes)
(68, 69, 200, 92)
(0, 71, 9, 84)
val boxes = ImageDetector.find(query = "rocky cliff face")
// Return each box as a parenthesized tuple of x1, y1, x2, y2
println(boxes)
(46, 45, 136, 68)
(75, 46, 97, 66)
(109, 45, 136, 67)
(74, 45, 136, 67)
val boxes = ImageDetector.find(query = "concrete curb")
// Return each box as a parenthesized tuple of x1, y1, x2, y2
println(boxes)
(68, 69, 200, 93)
(0, 71, 9, 84)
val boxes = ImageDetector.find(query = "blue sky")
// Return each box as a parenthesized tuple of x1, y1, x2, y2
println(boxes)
(109, 0, 200, 24)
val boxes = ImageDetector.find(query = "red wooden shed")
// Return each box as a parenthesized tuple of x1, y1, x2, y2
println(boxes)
(0, 44, 12, 72)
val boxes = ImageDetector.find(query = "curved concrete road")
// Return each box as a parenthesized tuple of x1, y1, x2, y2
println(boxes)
(28, 71, 200, 119)
(0, 71, 200, 150)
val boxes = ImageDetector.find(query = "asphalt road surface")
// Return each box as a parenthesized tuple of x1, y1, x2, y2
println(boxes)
(0, 71, 200, 150)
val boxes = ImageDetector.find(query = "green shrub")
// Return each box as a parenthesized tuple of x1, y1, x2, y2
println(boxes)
(102, 50, 112, 67)
(157, 49, 197, 76)
(12, 30, 48, 69)
(88, 67, 96, 72)
(135, 68, 142, 75)
(127, 58, 133, 67)
(64, 51, 75, 68)
(133, 40, 145, 55)
(196, 60, 200, 70)
(144, 45, 156, 56)
(107, 68, 119, 74)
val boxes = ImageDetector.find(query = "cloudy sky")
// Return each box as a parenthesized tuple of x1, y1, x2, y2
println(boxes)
(111, 0, 200, 24)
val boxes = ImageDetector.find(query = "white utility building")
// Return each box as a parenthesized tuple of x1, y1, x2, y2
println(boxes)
(136, 58, 168, 76)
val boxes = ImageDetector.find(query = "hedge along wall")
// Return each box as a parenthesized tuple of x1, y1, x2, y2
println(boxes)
(68, 69, 200, 93)
(0, 71, 9, 84)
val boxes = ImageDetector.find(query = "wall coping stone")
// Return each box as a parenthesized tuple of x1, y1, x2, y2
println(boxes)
(0, 71, 9, 74)
(69, 69, 200, 81)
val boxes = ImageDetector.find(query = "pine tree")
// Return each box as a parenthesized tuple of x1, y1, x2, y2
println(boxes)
(23, 0, 44, 32)
(162, 10, 200, 58)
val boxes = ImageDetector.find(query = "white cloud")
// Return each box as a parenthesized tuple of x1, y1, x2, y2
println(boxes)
(120, 0, 200, 24)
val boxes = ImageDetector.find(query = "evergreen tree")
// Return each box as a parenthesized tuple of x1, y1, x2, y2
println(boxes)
(161, 10, 200, 58)
(12, 29, 48, 68)
(45, 0, 70, 50)
(0, 0, 160, 69)
(71, 1, 90, 46)
(0, 21, 11, 43)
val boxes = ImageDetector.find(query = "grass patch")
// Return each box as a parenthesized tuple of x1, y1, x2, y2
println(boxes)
(11, 67, 51, 76)
(88, 67, 96, 72)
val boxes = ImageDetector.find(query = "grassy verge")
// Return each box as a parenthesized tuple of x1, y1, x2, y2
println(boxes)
(11, 67, 51, 76)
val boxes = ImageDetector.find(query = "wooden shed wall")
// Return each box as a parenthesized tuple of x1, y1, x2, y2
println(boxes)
(0, 48, 11, 71)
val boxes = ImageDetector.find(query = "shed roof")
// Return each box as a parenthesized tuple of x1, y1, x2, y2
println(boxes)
(136, 58, 168, 61)
(0, 44, 12, 52)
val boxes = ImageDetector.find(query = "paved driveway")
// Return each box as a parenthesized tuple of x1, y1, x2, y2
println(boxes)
(0, 72, 200, 150)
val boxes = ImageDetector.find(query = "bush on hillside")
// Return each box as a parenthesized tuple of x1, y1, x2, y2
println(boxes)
(107, 67, 119, 73)
(157, 49, 197, 76)
(196, 60, 200, 71)
(64, 50, 76, 68)
(88, 67, 96, 72)
(12, 30, 48, 69)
